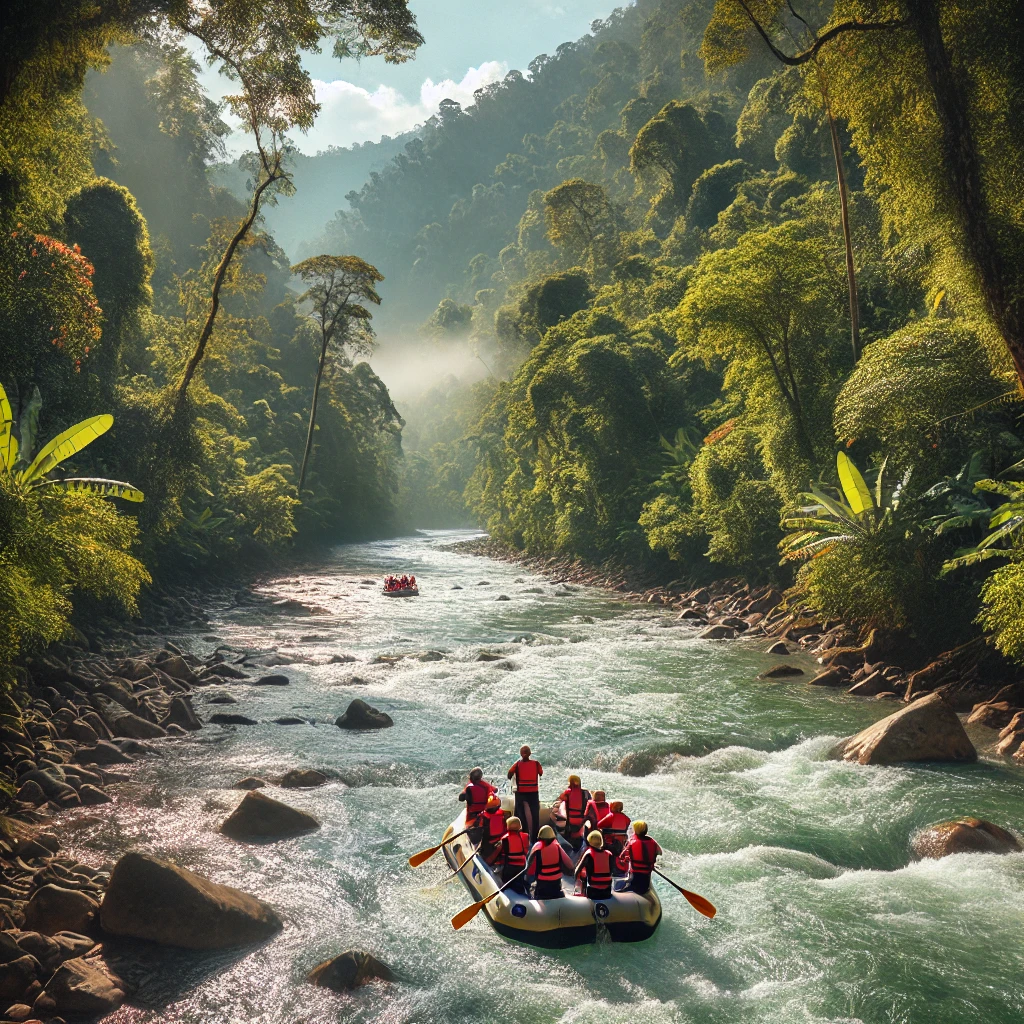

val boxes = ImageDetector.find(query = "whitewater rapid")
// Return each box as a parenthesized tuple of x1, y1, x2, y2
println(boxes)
(67, 530, 1024, 1023)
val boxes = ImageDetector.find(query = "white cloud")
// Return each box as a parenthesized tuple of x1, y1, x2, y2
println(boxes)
(307, 60, 507, 153)
(220, 60, 507, 157)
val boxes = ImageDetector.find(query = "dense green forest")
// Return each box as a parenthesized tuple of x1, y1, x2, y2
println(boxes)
(2, 0, 1024, 682)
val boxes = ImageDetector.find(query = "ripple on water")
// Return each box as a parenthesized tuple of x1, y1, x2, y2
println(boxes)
(62, 530, 1024, 1024)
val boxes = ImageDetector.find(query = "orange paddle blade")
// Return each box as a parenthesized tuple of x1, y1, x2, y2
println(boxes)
(408, 843, 442, 868)
(682, 888, 716, 919)
(451, 897, 488, 930)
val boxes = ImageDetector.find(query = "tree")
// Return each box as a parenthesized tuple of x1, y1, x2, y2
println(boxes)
(290, 255, 383, 492)
(679, 221, 846, 471)
(543, 179, 619, 271)
(63, 178, 154, 382)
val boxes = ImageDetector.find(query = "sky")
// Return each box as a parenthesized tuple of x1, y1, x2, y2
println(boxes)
(201, 0, 621, 156)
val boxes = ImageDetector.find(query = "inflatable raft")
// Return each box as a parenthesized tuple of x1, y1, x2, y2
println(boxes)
(442, 803, 661, 948)
(383, 586, 419, 597)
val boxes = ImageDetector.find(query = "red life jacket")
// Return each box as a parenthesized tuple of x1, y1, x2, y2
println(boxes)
(584, 799, 609, 827)
(482, 806, 507, 842)
(598, 811, 631, 849)
(510, 758, 541, 793)
(501, 830, 530, 867)
(463, 780, 493, 816)
(579, 847, 613, 889)
(623, 836, 659, 875)
(560, 786, 586, 828)
(531, 839, 564, 881)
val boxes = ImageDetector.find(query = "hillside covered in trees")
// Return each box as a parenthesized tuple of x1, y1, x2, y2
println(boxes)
(2, 0, 1024, 680)
(314, 0, 1023, 664)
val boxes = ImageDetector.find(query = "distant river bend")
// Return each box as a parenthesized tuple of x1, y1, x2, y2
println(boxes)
(74, 530, 1024, 1024)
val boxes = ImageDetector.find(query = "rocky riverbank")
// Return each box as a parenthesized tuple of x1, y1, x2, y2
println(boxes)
(451, 538, 1024, 759)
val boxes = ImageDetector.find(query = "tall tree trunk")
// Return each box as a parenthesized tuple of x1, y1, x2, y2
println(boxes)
(903, 0, 1024, 388)
(817, 66, 861, 361)
(173, 173, 276, 415)
(298, 329, 330, 492)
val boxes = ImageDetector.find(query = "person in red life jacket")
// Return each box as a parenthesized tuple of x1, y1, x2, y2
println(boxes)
(507, 744, 543, 841)
(574, 830, 614, 900)
(479, 794, 507, 864)
(598, 800, 631, 872)
(617, 820, 662, 894)
(583, 789, 609, 833)
(526, 824, 573, 900)
(409, 575, 416, 588)
(498, 815, 530, 894)
(557, 774, 591, 849)
(458, 767, 496, 838)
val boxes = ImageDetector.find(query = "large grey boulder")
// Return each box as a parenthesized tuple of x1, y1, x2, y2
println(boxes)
(830, 692, 976, 765)
(697, 625, 735, 640)
(219, 790, 320, 840)
(911, 817, 1022, 859)
(100, 851, 282, 949)
(162, 696, 202, 732)
(335, 699, 393, 730)
(308, 949, 394, 991)
(74, 740, 133, 765)
(92, 694, 166, 740)
(279, 769, 328, 789)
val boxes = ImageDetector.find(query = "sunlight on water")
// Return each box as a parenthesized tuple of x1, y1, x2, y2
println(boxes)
(62, 531, 1024, 1023)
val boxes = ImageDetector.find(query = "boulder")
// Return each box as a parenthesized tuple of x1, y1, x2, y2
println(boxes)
(966, 701, 1020, 730)
(233, 777, 266, 790)
(74, 741, 132, 766)
(162, 697, 202, 732)
(617, 750, 669, 777)
(206, 693, 238, 705)
(678, 608, 704, 621)
(998, 711, 1024, 739)
(78, 784, 111, 806)
(209, 713, 258, 726)
(335, 699, 393, 731)
(766, 641, 790, 656)
(848, 670, 889, 697)
(15, 780, 46, 806)
(830, 692, 976, 765)
(697, 625, 735, 640)
(40, 957, 124, 1017)
(3, 1002, 32, 1021)
(156, 655, 196, 683)
(100, 851, 283, 948)
(0, 955, 39, 1001)
(996, 730, 1024, 756)
(279, 769, 327, 789)
(911, 817, 1022, 859)
(757, 664, 804, 679)
(64, 720, 99, 745)
(219, 791, 320, 840)
(932, 676, 1006, 713)
(273, 716, 306, 726)
(308, 950, 394, 992)
(92, 695, 166, 740)
(21, 769, 76, 805)
(252, 674, 289, 687)
(474, 652, 504, 662)
(23, 885, 98, 936)
(808, 668, 850, 687)
(50, 932, 95, 962)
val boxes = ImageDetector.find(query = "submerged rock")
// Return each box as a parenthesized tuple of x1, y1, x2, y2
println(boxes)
(335, 699, 393, 730)
(209, 713, 258, 726)
(911, 817, 1022, 859)
(807, 668, 849, 687)
(252, 674, 290, 687)
(100, 851, 282, 948)
(279, 769, 328, 789)
(233, 776, 267, 790)
(766, 641, 790, 656)
(308, 949, 394, 991)
(220, 790, 320, 840)
(698, 625, 735, 640)
(617, 750, 669, 777)
(757, 664, 804, 679)
(830, 692, 976, 765)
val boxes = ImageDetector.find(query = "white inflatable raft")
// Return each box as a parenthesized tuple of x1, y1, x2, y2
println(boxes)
(442, 804, 661, 948)
(382, 586, 419, 597)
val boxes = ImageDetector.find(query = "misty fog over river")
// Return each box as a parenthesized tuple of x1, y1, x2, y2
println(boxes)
(66, 531, 1024, 1024)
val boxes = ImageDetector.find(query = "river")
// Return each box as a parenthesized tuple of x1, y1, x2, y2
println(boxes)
(68, 530, 1024, 1023)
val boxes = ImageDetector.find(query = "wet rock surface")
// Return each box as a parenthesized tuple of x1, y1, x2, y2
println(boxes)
(911, 818, 1022, 859)
(335, 699, 393, 730)
(307, 949, 394, 991)
(219, 790, 321, 840)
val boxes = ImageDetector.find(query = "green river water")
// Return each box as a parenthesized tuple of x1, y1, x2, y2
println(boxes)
(70, 530, 1024, 1024)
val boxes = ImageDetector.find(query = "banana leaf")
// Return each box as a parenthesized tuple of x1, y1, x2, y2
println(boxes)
(807, 485, 861, 529)
(17, 386, 41, 467)
(0, 382, 14, 471)
(837, 451, 874, 515)
(43, 477, 144, 501)
(21, 414, 113, 485)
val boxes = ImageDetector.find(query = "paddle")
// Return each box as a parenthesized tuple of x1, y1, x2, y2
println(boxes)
(437, 844, 482, 884)
(652, 867, 716, 919)
(451, 866, 528, 930)
(408, 826, 472, 868)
